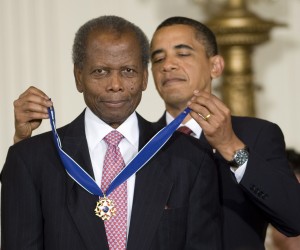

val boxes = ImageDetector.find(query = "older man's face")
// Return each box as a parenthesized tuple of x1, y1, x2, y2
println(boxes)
(75, 30, 148, 128)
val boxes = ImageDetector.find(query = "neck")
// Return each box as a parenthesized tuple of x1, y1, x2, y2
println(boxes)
(181, 114, 192, 124)
(166, 107, 192, 124)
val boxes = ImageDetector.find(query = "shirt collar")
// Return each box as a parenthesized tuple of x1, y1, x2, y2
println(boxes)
(166, 111, 202, 138)
(85, 107, 139, 151)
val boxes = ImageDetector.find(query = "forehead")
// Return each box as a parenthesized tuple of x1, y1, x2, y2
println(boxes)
(151, 24, 199, 50)
(86, 30, 142, 64)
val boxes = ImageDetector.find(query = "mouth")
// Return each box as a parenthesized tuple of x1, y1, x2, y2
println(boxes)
(162, 77, 186, 86)
(102, 100, 127, 108)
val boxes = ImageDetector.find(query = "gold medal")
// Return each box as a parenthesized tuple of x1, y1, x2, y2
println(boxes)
(94, 196, 116, 221)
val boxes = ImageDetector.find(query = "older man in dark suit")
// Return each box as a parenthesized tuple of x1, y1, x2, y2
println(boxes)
(1, 16, 221, 250)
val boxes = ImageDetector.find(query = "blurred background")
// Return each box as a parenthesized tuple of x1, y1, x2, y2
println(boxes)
(0, 0, 299, 248)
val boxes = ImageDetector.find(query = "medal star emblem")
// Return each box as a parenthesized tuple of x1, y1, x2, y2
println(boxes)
(95, 197, 116, 221)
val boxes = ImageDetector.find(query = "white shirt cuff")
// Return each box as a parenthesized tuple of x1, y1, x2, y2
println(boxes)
(230, 160, 248, 183)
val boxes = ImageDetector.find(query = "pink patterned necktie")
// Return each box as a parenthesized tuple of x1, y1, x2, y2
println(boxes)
(101, 131, 127, 250)
(177, 126, 193, 136)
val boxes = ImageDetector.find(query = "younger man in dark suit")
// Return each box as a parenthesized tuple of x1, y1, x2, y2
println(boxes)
(1, 16, 221, 250)
(150, 16, 300, 250)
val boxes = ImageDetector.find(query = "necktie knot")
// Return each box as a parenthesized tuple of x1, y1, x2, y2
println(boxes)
(104, 131, 124, 147)
(177, 126, 193, 135)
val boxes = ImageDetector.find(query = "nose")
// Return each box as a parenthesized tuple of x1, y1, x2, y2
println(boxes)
(107, 71, 124, 92)
(162, 57, 178, 72)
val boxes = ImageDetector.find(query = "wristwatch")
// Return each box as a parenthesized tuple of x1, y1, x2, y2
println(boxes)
(228, 146, 249, 168)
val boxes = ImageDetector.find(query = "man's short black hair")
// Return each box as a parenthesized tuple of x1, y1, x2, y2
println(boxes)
(72, 15, 150, 69)
(153, 16, 218, 57)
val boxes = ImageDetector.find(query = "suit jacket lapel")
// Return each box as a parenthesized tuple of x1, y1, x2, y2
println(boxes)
(59, 111, 109, 250)
(199, 133, 214, 152)
(127, 114, 174, 250)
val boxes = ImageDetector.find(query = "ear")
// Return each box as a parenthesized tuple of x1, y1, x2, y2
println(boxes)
(74, 65, 84, 93)
(210, 55, 224, 79)
(142, 68, 148, 91)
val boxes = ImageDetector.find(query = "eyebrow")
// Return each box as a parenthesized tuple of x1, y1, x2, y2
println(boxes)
(151, 43, 194, 60)
(174, 44, 194, 51)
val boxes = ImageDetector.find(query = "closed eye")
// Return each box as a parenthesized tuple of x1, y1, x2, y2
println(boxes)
(151, 49, 165, 64)
(178, 53, 190, 57)
(152, 56, 165, 64)
(152, 59, 161, 64)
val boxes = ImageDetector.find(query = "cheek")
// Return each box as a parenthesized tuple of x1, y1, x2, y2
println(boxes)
(190, 64, 207, 79)
(151, 68, 160, 80)
(84, 84, 105, 101)
(130, 82, 134, 91)
(128, 79, 145, 92)
(153, 76, 162, 91)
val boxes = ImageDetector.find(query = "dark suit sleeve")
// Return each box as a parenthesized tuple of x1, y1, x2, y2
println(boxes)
(185, 152, 222, 250)
(1, 146, 43, 249)
(239, 122, 300, 236)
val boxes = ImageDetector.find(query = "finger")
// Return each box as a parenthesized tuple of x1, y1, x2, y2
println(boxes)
(189, 91, 230, 120)
(14, 93, 52, 112)
(14, 99, 50, 126)
(189, 110, 219, 137)
(189, 110, 210, 127)
(187, 92, 229, 135)
(15, 103, 49, 123)
(208, 94, 231, 116)
(188, 93, 219, 119)
(189, 103, 211, 119)
(19, 86, 50, 100)
(19, 93, 52, 107)
(22, 99, 51, 113)
(17, 110, 49, 122)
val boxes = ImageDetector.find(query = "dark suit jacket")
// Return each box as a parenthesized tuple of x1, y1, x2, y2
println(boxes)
(155, 114, 300, 250)
(1, 111, 222, 250)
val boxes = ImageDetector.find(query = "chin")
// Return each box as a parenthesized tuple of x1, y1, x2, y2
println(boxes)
(166, 96, 189, 106)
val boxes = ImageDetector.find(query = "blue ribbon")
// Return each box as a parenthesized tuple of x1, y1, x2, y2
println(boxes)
(48, 106, 190, 197)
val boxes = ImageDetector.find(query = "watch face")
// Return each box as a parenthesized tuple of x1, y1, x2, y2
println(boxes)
(235, 149, 249, 166)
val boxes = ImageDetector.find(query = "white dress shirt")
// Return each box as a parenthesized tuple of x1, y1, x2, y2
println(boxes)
(85, 107, 139, 235)
(166, 111, 247, 182)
